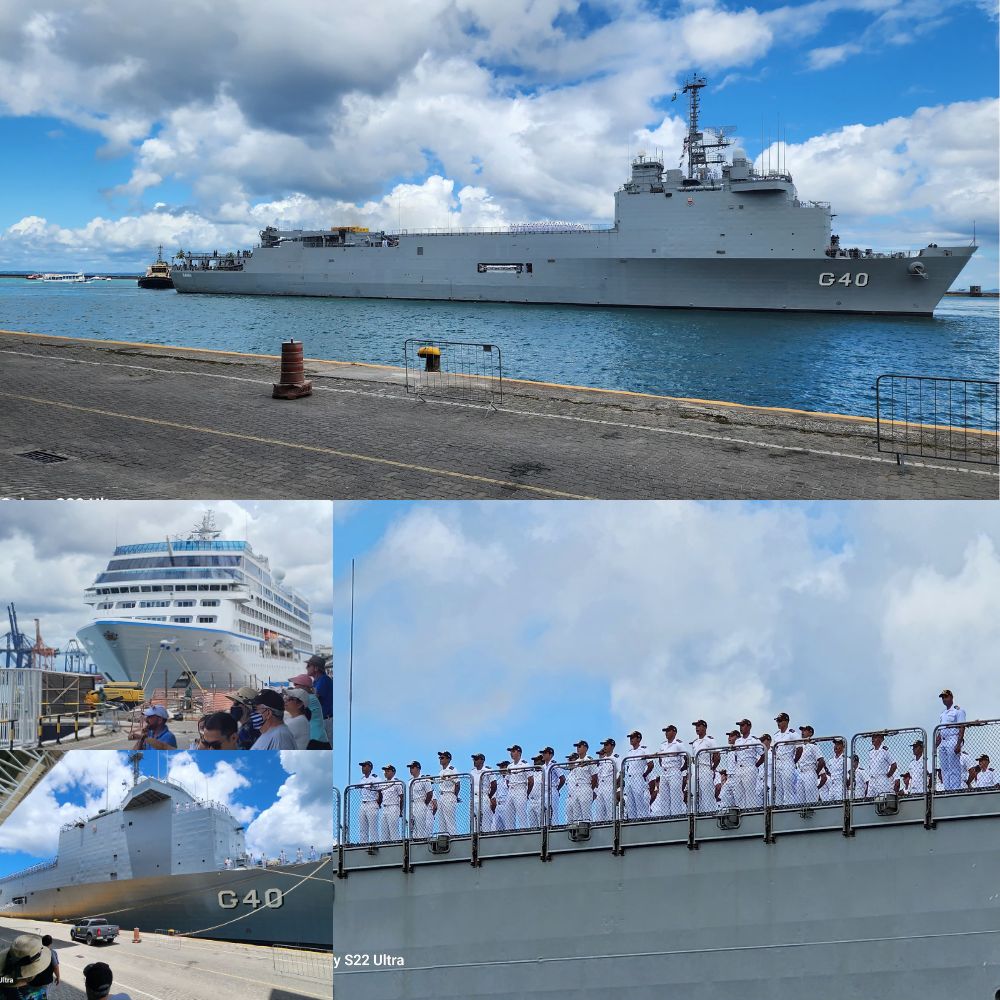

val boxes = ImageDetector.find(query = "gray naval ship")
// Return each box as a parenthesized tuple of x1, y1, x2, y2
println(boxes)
(173, 76, 975, 315)
(0, 755, 332, 948)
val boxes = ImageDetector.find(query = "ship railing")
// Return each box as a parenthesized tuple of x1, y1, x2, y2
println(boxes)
(332, 785, 341, 847)
(408, 773, 475, 842)
(849, 726, 930, 804)
(0, 857, 57, 881)
(931, 718, 1000, 803)
(476, 766, 547, 836)
(342, 779, 405, 847)
(765, 737, 849, 840)
(875, 375, 999, 467)
(691, 743, 766, 815)
(545, 757, 618, 830)
(389, 225, 616, 238)
(621, 751, 690, 822)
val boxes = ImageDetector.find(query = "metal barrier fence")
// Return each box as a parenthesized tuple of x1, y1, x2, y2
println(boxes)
(622, 751, 690, 820)
(549, 757, 618, 827)
(477, 766, 545, 834)
(271, 945, 333, 981)
(408, 772, 474, 840)
(850, 728, 928, 800)
(933, 718, 1000, 793)
(404, 338, 503, 405)
(766, 737, 846, 808)
(343, 779, 406, 846)
(875, 374, 999, 466)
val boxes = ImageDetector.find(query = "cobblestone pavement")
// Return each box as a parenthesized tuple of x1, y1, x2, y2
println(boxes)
(0, 917, 332, 999)
(0, 331, 995, 499)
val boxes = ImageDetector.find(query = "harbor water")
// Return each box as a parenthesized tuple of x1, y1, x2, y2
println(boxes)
(0, 277, 995, 416)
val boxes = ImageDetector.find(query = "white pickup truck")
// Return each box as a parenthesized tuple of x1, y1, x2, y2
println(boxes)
(70, 917, 120, 945)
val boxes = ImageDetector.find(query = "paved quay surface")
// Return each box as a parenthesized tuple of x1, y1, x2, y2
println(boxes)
(0, 330, 995, 499)
(0, 917, 332, 1000)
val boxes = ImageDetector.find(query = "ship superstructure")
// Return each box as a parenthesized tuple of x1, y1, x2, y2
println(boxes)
(77, 512, 314, 691)
(172, 77, 975, 315)
(0, 755, 332, 947)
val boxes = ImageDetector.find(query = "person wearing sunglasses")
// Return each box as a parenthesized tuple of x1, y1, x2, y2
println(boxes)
(197, 712, 239, 750)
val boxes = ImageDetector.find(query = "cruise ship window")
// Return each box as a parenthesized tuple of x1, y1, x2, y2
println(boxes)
(202, 599, 220, 606)
(117, 602, 135, 609)
(176, 600, 196, 607)
(171, 616, 192, 623)
(198, 616, 217, 624)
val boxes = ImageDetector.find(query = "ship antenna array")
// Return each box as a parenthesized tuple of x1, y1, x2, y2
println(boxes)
(127, 751, 143, 787)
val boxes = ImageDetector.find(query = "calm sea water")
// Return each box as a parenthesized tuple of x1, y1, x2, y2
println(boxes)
(1, 277, 996, 416)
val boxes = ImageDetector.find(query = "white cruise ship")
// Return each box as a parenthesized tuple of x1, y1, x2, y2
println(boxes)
(76, 513, 315, 692)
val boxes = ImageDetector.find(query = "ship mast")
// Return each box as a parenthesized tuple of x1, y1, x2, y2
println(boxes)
(187, 510, 221, 541)
(127, 750, 143, 787)
(683, 74, 707, 180)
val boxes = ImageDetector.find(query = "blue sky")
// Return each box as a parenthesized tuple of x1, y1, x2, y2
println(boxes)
(0, 749, 333, 872)
(332, 500, 1000, 794)
(0, 1, 995, 285)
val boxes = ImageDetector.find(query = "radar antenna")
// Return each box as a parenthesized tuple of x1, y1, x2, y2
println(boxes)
(681, 76, 733, 182)
(127, 750, 143, 787)
(186, 510, 221, 541)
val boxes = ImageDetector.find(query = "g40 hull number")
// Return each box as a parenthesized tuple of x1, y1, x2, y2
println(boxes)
(218, 888, 284, 909)
(819, 272, 868, 287)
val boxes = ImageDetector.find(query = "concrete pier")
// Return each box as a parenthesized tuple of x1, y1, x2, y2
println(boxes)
(0, 917, 332, 1000)
(0, 330, 994, 499)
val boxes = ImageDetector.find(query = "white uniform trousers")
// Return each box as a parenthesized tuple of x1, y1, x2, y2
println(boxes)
(796, 768, 818, 804)
(527, 794, 542, 827)
(773, 763, 796, 806)
(358, 801, 378, 844)
(378, 808, 400, 842)
(411, 804, 432, 839)
(566, 790, 592, 824)
(695, 769, 717, 812)
(733, 767, 760, 809)
(939, 740, 963, 790)
(508, 788, 529, 830)
(624, 776, 649, 819)
(437, 793, 458, 834)
(653, 773, 685, 816)
(594, 787, 615, 822)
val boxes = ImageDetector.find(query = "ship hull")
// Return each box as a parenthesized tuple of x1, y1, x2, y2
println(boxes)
(173, 242, 976, 316)
(77, 619, 308, 690)
(137, 276, 174, 289)
(0, 860, 332, 948)
(333, 793, 1000, 998)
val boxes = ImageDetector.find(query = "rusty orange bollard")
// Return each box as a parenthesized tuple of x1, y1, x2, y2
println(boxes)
(133, 927, 141, 943)
(272, 339, 313, 399)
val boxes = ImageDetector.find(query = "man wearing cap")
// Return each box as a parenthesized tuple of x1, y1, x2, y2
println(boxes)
(0, 933, 55, 997)
(690, 720, 719, 813)
(377, 765, 405, 843)
(491, 761, 512, 831)
(249, 689, 296, 749)
(357, 761, 380, 844)
(527, 753, 546, 826)
(436, 751, 460, 835)
(795, 725, 826, 805)
(541, 747, 565, 824)
(306, 655, 333, 743)
(733, 719, 763, 809)
(133, 705, 177, 751)
(621, 731, 652, 820)
(506, 745, 532, 830)
(756, 733, 773, 803)
(594, 739, 620, 821)
(470, 753, 490, 831)
(653, 725, 687, 817)
(936, 689, 967, 791)
(900, 740, 928, 796)
(969, 753, 997, 789)
(565, 741, 596, 824)
(820, 737, 848, 803)
(83, 960, 131, 999)
(408, 762, 434, 839)
(770, 713, 798, 806)
(867, 732, 897, 797)
(225, 686, 260, 748)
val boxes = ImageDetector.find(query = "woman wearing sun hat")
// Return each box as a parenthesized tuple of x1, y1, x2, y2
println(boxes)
(287, 673, 332, 749)
(0, 933, 54, 999)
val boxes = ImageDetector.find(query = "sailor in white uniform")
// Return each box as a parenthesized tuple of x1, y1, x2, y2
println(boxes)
(770, 713, 798, 806)
(970, 753, 997, 789)
(795, 725, 826, 805)
(653, 725, 687, 817)
(407, 761, 434, 839)
(936, 689, 967, 791)
(377, 765, 404, 842)
(491, 761, 513, 831)
(820, 737, 849, 802)
(436, 750, 460, 835)
(527, 753, 545, 826)
(356, 761, 380, 844)
(755, 734, 773, 804)
(867, 733, 897, 797)
(690, 720, 719, 813)
(621, 731, 653, 820)
(594, 738, 620, 821)
(850, 754, 869, 799)
(716, 766, 737, 810)
(565, 741, 596, 823)
(541, 747, 565, 825)
(470, 753, 490, 831)
(733, 719, 763, 809)
(506, 745, 532, 830)
(900, 740, 928, 796)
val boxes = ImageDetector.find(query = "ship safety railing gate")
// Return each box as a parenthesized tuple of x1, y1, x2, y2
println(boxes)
(766, 737, 848, 841)
(404, 772, 475, 869)
(692, 746, 766, 844)
(476, 765, 549, 861)
(342, 779, 407, 847)
(875, 374, 999, 466)
(403, 339, 503, 406)
(543, 757, 618, 859)
(849, 727, 929, 830)
(618, 751, 692, 850)
(931, 718, 1000, 824)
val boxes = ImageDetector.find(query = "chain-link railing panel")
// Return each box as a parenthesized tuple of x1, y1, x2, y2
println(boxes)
(477, 766, 545, 834)
(691, 746, 725, 816)
(714, 743, 765, 812)
(622, 751, 691, 821)
(408, 772, 474, 840)
(767, 737, 845, 811)
(850, 728, 928, 801)
(933, 718, 1000, 793)
(548, 757, 617, 828)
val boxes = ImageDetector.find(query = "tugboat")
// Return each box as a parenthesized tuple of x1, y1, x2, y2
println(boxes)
(137, 246, 174, 289)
